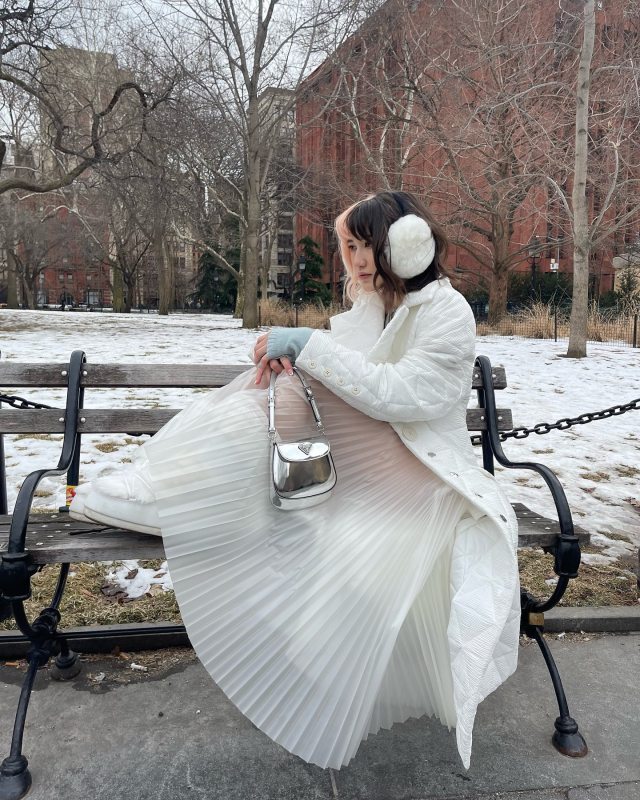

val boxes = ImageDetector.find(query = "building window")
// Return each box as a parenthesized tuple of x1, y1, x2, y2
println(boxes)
(58, 273, 64, 282)
(276, 273, 289, 287)
(277, 251, 291, 266)
(277, 233, 293, 250)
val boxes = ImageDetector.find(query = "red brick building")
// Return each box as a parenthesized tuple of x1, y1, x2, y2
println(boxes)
(295, 0, 639, 308)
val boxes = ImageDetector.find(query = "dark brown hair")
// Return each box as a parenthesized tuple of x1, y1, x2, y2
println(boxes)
(339, 191, 449, 311)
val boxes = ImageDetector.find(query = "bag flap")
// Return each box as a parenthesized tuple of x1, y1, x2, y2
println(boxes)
(275, 438, 331, 463)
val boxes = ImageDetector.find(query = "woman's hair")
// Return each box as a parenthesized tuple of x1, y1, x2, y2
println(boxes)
(335, 190, 449, 310)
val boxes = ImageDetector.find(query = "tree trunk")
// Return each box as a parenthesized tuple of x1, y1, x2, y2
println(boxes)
(20, 277, 34, 309)
(124, 274, 136, 313)
(155, 229, 172, 316)
(487, 267, 509, 326)
(112, 268, 126, 313)
(6, 250, 19, 308)
(242, 106, 260, 329)
(567, 0, 595, 359)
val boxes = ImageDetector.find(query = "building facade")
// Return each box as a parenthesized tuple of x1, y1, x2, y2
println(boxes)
(295, 0, 640, 306)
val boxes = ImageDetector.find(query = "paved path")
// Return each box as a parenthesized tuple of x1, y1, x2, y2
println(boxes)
(1, 633, 638, 800)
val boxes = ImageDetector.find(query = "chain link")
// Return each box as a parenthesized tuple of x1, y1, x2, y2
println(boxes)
(0, 393, 53, 410)
(471, 397, 640, 446)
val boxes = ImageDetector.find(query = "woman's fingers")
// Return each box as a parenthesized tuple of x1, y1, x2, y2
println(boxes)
(255, 354, 270, 385)
(280, 356, 294, 375)
(253, 332, 269, 363)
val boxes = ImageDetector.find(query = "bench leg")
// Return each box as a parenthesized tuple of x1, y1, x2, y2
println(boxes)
(530, 625, 588, 758)
(50, 637, 81, 681)
(0, 652, 40, 800)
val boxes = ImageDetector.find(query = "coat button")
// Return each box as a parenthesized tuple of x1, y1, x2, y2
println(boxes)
(337, 377, 345, 386)
(427, 451, 436, 458)
(500, 514, 507, 522)
(402, 425, 417, 441)
(474, 491, 483, 498)
(323, 368, 332, 377)
(351, 386, 361, 395)
(308, 360, 317, 369)
(449, 471, 459, 478)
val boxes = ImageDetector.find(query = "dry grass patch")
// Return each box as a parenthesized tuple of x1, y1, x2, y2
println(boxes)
(94, 442, 124, 453)
(579, 471, 611, 482)
(0, 562, 182, 631)
(13, 433, 60, 442)
(258, 298, 342, 329)
(518, 548, 638, 607)
(615, 464, 640, 478)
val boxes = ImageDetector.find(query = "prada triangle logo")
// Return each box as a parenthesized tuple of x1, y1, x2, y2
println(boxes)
(298, 441, 312, 455)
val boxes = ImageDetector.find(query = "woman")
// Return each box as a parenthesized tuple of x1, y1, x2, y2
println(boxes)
(71, 190, 520, 770)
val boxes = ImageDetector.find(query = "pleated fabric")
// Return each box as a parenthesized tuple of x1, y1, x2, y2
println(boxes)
(137, 369, 478, 769)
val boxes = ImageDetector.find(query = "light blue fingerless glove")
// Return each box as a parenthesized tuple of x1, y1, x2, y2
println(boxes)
(267, 327, 313, 362)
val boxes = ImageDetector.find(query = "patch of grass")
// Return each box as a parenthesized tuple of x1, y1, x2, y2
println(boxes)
(614, 464, 640, 478)
(518, 549, 638, 607)
(579, 471, 610, 482)
(94, 442, 123, 453)
(532, 448, 555, 454)
(0, 562, 182, 631)
(13, 433, 61, 442)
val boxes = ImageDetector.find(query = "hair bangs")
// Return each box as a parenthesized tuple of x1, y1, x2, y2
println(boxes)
(345, 198, 377, 244)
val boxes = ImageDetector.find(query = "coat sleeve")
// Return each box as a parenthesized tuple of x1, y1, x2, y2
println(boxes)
(296, 291, 476, 423)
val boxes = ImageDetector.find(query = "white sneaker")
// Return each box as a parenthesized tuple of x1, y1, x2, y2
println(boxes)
(69, 468, 161, 536)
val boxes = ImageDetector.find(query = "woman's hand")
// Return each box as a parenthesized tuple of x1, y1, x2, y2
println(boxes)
(253, 332, 293, 385)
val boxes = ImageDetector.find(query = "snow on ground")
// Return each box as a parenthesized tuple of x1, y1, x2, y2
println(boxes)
(2, 308, 639, 583)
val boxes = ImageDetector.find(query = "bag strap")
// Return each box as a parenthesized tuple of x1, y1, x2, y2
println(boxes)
(268, 366, 325, 438)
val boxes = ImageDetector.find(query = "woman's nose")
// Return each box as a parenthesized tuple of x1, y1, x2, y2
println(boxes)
(354, 248, 366, 266)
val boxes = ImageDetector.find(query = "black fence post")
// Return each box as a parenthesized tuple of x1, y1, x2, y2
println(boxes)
(554, 306, 558, 343)
(633, 313, 638, 348)
(295, 305, 299, 327)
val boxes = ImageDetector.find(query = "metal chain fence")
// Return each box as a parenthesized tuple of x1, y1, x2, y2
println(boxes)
(470, 397, 640, 446)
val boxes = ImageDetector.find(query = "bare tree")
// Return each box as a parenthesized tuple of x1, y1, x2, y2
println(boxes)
(298, 0, 558, 322)
(543, 0, 640, 357)
(0, 1, 173, 196)
(139, 0, 357, 327)
(0, 197, 87, 307)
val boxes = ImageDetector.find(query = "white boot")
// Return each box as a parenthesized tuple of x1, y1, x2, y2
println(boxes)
(69, 459, 161, 536)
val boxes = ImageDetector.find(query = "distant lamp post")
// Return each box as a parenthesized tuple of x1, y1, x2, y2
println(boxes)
(213, 273, 219, 312)
(528, 235, 541, 300)
(297, 253, 306, 304)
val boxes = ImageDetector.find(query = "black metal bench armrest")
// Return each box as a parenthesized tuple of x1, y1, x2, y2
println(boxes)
(0, 351, 85, 607)
(475, 356, 581, 613)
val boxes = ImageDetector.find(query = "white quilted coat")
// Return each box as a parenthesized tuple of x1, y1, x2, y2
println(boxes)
(296, 277, 521, 767)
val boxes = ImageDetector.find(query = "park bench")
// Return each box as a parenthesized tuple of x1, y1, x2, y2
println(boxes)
(0, 351, 590, 800)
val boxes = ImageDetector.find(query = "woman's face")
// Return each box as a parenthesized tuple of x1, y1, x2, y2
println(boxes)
(346, 236, 376, 292)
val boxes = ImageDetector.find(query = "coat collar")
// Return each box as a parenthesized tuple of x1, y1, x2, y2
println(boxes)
(401, 277, 451, 308)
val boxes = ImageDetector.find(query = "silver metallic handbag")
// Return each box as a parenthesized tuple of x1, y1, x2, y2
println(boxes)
(268, 367, 337, 510)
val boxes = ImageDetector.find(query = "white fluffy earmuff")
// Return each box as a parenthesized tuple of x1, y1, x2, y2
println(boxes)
(385, 214, 436, 279)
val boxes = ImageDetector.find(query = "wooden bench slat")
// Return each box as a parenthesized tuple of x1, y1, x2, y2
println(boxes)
(0, 407, 514, 434)
(2, 362, 508, 390)
(0, 506, 590, 565)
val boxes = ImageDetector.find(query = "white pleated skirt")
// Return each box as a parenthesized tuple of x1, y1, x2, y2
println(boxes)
(138, 369, 476, 769)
